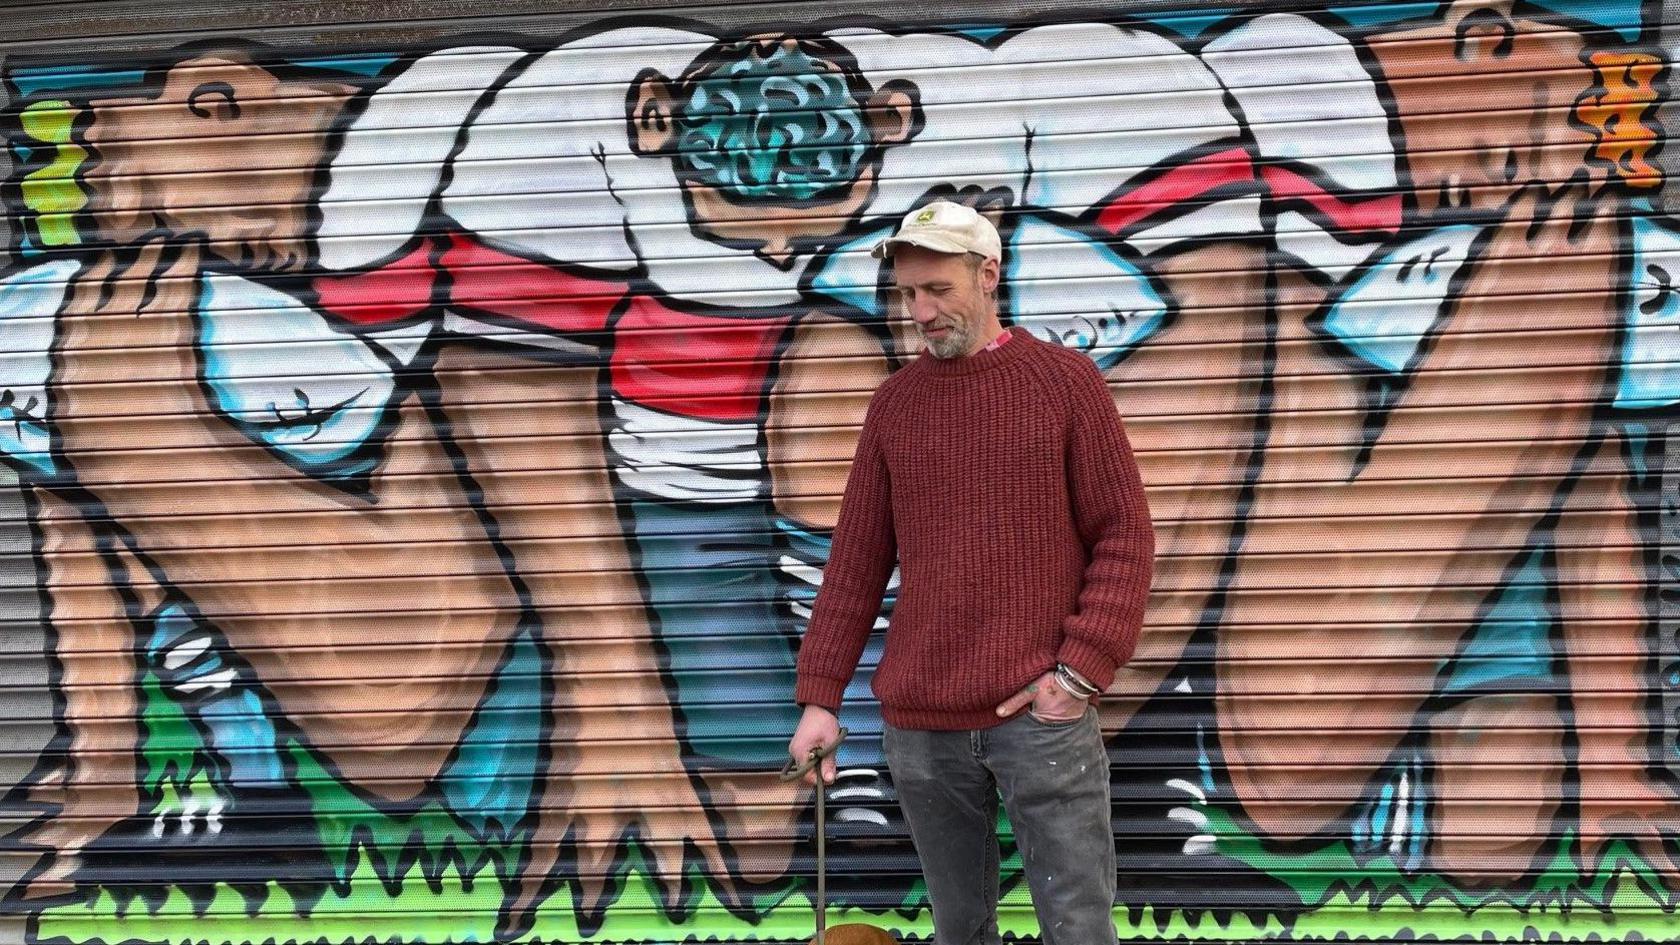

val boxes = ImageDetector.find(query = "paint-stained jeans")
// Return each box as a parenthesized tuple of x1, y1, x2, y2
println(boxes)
(883, 707, 1117, 945)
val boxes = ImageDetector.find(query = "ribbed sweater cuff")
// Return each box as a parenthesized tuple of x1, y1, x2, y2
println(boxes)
(795, 673, 849, 712)
(1055, 636, 1121, 692)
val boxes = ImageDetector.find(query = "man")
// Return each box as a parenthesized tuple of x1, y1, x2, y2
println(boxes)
(788, 200, 1154, 945)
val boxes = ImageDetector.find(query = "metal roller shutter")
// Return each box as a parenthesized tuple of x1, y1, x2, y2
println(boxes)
(0, 0, 1677, 941)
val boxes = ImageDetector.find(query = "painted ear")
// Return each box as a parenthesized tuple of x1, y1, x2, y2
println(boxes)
(1444, 0, 1517, 60)
(627, 69, 678, 156)
(864, 79, 922, 147)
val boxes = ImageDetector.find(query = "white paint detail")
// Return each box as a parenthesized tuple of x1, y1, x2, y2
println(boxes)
(1274, 210, 1379, 281)
(607, 398, 762, 502)
(1125, 195, 1264, 255)
(1390, 769, 1410, 855)
(1202, 14, 1396, 192)
(319, 46, 528, 271)
(1183, 834, 1218, 855)
(1166, 777, 1206, 803)
(1168, 806, 1211, 829)
(163, 636, 213, 671)
(0, 260, 76, 473)
(197, 272, 399, 468)
(832, 807, 890, 827)
(175, 668, 238, 695)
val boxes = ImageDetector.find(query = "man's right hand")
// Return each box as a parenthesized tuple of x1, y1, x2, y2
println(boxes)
(788, 705, 841, 786)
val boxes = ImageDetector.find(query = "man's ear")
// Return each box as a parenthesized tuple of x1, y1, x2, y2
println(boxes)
(865, 79, 922, 147)
(627, 69, 678, 155)
(979, 255, 1002, 296)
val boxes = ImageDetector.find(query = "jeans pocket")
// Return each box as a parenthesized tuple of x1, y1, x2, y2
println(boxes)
(1026, 707, 1089, 728)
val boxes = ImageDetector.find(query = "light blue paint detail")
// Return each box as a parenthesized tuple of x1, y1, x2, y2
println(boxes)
(13, 144, 32, 165)
(0, 260, 75, 475)
(1616, 216, 1680, 410)
(146, 604, 285, 790)
(197, 272, 397, 472)
(1352, 753, 1426, 871)
(1195, 723, 1216, 794)
(1534, 0, 1644, 39)
(809, 225, 893, 314)
(1319, 224, 1481, 374)
(200, 690, 287, 789)
(776, 517, 893, 769)
(1370, 780, 1393, 840)
(441, 626, 541, 838)
(1008, 214, 1168, 373)
(949, 24, 1007, 42)
(1136, 8, 1238, 38)
(1442, 547, 1556, 694)
(1623, 421, 1649, 477)
(291, 54, 400, 76)
(1321, 0, 1639, 35)
(10, 67, 144, 97)
(1325, 2, 1443, 28)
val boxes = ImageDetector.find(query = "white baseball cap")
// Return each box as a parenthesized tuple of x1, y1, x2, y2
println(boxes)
(872, 199, 1002, 261)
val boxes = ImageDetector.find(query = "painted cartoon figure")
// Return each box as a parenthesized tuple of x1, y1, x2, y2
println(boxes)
(1209, 0, 1680, 890)
(0, 49, 536, 905)
(4, 3, 1680, 941)
(1, 27, 929, 923)
(303, 34, 927, 898)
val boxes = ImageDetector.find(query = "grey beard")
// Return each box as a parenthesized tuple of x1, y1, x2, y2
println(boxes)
(924, 328, 970, 359)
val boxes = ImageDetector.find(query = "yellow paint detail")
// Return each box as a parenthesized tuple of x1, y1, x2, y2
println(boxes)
(17, 99, 86, 246)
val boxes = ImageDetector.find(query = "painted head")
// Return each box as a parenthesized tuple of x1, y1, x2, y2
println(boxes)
(876, 200, 1003, 359)
(1373, 0, 1661, 217)
(628, 34, 921, 270)
(82, 45, 354, 269)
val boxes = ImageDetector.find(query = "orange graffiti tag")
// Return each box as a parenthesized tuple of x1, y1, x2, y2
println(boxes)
(1579, 51, 1664, 189)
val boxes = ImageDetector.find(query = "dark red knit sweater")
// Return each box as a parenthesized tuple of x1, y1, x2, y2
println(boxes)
(794, 329, 1155, 730)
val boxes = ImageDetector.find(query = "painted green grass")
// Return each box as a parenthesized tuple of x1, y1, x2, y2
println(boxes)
(38, 679, 1678, 943)
(35, 817, 1680, 944)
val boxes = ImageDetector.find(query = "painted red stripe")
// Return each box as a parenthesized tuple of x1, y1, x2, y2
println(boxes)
(1095, 147, 1256, 234)
(611, 294, 791, 422)
(312, 240, 438, 325)
(1260, 165, 1402, 235)
(440, 234, 623, 334)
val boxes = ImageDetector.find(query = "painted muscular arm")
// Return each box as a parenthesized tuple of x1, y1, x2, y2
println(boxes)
(429, 346, 741, 929)
(7, 487, 155, 900)
(1098, 242, 1270, 732)
(1215, 185, 1620, 839)
(1554, 421, 1680, 884)
(47, 239, 520, 801)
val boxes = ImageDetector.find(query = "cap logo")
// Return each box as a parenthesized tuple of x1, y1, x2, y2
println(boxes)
(914, 208, 936, 224)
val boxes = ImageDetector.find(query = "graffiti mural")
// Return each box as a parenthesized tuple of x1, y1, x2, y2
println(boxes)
(2, 0, 1680, 940)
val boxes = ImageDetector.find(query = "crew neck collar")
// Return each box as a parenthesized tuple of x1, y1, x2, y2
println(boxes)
(919, 325, 1036, 376)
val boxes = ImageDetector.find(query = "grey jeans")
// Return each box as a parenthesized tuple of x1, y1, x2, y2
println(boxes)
(883, 706, 1117, 945)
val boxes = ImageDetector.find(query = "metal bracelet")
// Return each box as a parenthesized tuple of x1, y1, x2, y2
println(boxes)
(1054, 663, 1099, 697)
(1052, 672, 1091, 699)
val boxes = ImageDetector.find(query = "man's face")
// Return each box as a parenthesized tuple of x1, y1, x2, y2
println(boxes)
(891, 246, 1001, 359)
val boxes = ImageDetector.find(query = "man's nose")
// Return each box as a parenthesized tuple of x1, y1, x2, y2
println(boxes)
(910, 298, 940, 324)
